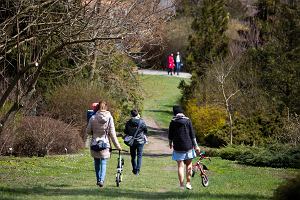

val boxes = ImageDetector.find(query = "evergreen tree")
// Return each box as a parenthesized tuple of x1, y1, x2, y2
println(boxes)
(250, 1, 300, 113)
(187, 0, 229, 76)
(182, 0, 229, 103)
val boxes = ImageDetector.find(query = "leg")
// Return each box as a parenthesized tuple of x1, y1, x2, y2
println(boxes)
(99, 158, 107, 182)
(130, 145, 137, 174)
(136, 144, 144, 174)
(94, 158, 100, 183)
(176, 63, 181, 75)
(184, 159, 193, 188)
(177, 160, 185, 187)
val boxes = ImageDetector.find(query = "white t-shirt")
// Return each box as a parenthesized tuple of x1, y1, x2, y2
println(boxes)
(176, 55, 181, 63)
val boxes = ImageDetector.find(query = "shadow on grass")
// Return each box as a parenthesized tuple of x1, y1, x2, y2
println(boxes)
(147, 127, 168, 136)
(0, 186, 268, 200)
(144, 109, 173, 115)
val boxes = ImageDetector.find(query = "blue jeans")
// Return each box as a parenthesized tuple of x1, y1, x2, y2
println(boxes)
(176, 62, 181, 74)
(94, 158, 107, 182)
(130, 144, 144, 174)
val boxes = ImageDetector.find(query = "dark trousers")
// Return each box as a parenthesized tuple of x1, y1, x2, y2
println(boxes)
(130, 143, 144, 174)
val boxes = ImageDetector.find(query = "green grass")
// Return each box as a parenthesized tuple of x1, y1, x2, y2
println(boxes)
(140, 75, 188, 128)
(0, 151, 297, 200)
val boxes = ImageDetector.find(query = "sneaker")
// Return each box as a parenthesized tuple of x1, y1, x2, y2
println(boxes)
(97, 181, 104, 187)
(186, 183, 192, 190)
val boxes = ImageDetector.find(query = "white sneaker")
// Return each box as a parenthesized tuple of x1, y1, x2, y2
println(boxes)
(186, 183, 192, 190)
(179, 185, 185, 190)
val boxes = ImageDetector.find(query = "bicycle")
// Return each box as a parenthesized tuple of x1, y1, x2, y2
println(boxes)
(191, 151, 211, 187)
(111, 149, 128, 187)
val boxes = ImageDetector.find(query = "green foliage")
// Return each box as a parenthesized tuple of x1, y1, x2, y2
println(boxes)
(185, 99, 227, 145)
(187, 0, 229, 75)
(248, 1, 300, 113)
(231, 113, 283, 146)
(272, 173, 300, 200)
(219, 144, 300, 169)
(92, 53, 144, 116)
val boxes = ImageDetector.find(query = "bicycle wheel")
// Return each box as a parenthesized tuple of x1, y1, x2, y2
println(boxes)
(116, 173, 121, 187)
(201, 174, 209, 187)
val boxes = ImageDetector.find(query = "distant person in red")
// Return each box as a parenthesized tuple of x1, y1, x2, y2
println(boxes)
(168, 53, 175, 76)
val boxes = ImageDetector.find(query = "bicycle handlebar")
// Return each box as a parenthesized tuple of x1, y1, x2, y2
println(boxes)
(110, 148, 129, 153)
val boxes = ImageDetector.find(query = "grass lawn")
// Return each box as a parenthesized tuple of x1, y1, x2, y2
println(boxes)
(140, 75, 188, 128)
(0, 150, 297, 200)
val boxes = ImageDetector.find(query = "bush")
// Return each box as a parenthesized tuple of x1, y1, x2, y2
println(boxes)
(45, 80, 118, 126)
(185, 99, 227, 146)
(219, 145, 252, 161)
(219, 144, 300, 169)
(44, 80, 123, 139)
(272, 173, 300, 200)
(12, 116, 84, 156)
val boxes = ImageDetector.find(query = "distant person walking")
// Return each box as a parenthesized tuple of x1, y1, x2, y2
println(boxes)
(175, 52, 182, 75)
(124, 109, 148, 175)
(86, 101, 122, 188)
(167, 53, 175, 75)
(168, 106, 200, 190)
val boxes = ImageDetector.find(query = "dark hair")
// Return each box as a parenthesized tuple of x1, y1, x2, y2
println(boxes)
(173, 106, 184, 115)
(131, 109, 139, 117)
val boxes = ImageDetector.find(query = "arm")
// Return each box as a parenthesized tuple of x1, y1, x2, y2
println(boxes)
(108, 115, 122, 150)
(142, 120, 148, 135)
(168, 121, 174, 149)
(188, 120, 200, 154)
(86, 118, 93, 135)
(124, 120, 130, 135)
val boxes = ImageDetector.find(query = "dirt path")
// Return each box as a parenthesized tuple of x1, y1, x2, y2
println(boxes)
(143, 116, 172, 156)
(140, 69, 191, 156)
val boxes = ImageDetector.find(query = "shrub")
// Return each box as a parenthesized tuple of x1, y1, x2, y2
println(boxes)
(219, 144, 300, 169)
(12, 116, 84, 156)
(276, 114, 300, 146)
(228, 113, 283, 146)
(272, 173, 300, 200)
(45, 80, 118, 126)
(219, 145, 252, 161)
(185, 99, 227, 146)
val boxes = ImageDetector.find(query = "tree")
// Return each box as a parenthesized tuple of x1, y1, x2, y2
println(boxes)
(211, 55, 242, 145)
(183, 0, 229, 104)
(249, 0, 300, 113)
(0, 0, 175, 134)
(187, 0, 229, 75)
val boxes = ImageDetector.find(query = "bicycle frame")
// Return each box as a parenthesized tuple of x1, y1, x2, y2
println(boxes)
(192, 153, 210, 187)
(111, 149, 127, 187)
(117, 150, 124, 174)
(194, 154, 209, 173)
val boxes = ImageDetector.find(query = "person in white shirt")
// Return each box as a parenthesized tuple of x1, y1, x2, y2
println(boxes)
(175, 52, 182, 75)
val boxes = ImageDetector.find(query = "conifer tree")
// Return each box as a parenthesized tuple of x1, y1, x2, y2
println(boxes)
(187, 0, 229, 77)
(183, 0, 229, 103)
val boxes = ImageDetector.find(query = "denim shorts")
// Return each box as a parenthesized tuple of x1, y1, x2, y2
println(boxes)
(172, 149, 196, 161)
